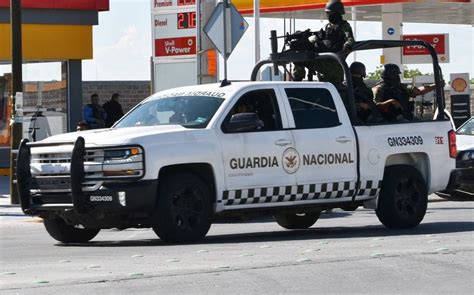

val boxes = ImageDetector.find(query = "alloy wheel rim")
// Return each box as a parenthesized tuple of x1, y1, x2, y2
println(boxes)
(171, 187, 204, 231)
(395, 177, 421, 217)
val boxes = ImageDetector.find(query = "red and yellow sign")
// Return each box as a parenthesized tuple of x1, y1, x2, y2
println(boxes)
(232, 0, 471, 15)
(402, 34, 447, 56)
(155, 36, 197, 57)
(0, 24, 93, 61)
(0, 0, 109, 11)
(451, 78, 468, 93)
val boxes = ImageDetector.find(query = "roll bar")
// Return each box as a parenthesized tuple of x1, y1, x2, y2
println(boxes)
(251, 33, 446, 122)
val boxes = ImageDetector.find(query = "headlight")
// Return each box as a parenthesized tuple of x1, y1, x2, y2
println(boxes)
(104, 147, 142, 164)
(461, 151, 473, 161)
(102, 147, 144, 178)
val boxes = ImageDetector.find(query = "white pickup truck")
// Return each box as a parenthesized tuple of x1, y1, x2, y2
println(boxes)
(16, 40, 457, 243)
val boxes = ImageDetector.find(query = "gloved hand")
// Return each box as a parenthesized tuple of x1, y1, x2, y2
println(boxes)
(342, 43, 352, 52)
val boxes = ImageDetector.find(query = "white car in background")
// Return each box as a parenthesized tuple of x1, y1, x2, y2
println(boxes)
(440, 117, 474, 198)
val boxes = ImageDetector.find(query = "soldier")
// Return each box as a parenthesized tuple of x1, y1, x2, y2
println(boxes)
(293, 0, 355, 83)
(373, 63, 439, 121)
(350, 62, 384, 123)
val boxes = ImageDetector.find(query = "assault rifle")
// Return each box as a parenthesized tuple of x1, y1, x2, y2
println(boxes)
(282, 29, 331, 53)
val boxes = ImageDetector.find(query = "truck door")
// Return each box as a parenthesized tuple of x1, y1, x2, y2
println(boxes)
(219, 87, 297, 207)
(278, 85, 358, 200)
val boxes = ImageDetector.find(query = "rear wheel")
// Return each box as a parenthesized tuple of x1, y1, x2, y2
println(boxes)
(43, 217, 100, 243)
(376, 165, 428, 229)
(274, 212, 321, 229)
(153, 172, 213, 243)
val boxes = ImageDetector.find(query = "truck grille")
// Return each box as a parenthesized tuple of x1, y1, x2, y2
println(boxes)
(30, 147, 104, 193)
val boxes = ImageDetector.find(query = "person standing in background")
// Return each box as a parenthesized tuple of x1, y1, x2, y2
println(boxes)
(103, 93, 124, 128)
(83, 93, 106, 129)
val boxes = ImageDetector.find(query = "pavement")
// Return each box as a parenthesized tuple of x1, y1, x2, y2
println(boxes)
(0, 176, 31, 222)
(0, 174, 473, 293)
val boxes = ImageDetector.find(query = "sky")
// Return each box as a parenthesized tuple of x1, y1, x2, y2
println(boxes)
(1, 0, 473, 82)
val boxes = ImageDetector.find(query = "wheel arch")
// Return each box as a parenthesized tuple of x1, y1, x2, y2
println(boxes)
(158, 163, 217, 205)
(384, 152, 431, 190)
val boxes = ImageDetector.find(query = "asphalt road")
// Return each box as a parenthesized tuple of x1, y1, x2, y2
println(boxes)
(1, 196, 473, 294)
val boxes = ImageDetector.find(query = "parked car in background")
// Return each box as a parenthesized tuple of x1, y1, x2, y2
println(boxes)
(438, 117, 474, 198)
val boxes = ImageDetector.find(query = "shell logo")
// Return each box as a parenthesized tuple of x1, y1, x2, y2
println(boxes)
(451, 78, 468, 93)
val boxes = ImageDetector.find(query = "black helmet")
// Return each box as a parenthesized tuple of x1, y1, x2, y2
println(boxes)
(381, 63, 401, 80)
(325, 0, 345, 15)
(350, 62, 366, 78)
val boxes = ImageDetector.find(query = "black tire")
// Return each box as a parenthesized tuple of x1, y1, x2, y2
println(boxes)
(153, 172, 213, 243)
(376, 165, 428, 229)
(43, 218, 100, 243)
(274, 211, 321, 229)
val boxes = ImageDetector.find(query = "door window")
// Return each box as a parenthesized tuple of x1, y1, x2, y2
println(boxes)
(222, 89, 282, 133)
(285, 88, 340, 129)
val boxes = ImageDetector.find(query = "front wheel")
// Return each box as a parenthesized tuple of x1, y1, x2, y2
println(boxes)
(43, 218, 100, 243)
(376, 165, 428, 229)
(153, 172, 213, 243)
(274, 212, 321, 229)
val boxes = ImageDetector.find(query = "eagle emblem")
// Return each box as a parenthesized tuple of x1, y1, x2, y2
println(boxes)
(285, 155, 298, 168)
(282, 148, 300, 174)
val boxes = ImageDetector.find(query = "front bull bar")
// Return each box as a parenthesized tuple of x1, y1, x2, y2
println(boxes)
(16, 136, 90, 215)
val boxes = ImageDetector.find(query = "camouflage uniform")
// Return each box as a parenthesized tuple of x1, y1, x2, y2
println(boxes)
(373, 83, 416, 120)
(293, 20, 355, 83)
(352, 76, 383, 122)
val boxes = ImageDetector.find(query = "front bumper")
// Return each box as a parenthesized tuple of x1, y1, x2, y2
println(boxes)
(16, 137, 156, 215)
(447, 167, 474, 190)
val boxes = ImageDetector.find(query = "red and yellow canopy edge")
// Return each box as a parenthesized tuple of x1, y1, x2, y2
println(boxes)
(233, 0, 470, 15)
(0, 0, 109, 11)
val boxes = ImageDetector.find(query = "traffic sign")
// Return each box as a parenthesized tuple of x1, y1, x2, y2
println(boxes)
(203, 1, 248, 58)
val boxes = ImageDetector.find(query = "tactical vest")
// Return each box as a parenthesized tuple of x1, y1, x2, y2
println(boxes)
(379, 84, 411, 111)
(324, 21, 347, 52)
(353, 78, 373, 103)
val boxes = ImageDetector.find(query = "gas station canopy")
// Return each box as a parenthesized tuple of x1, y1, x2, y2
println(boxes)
(233, 0, 473, 25)
(0, 0, 109, 62)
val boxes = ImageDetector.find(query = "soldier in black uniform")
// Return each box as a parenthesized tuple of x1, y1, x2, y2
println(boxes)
(350, 62, 383, 123)
(373, 63, 439, 121)
(293, 0, 355, 83)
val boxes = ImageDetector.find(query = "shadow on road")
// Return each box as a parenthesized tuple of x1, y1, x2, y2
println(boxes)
(56, 221, 474, 248)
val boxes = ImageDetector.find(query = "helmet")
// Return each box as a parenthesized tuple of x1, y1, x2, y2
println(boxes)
(381, 63, 401, 80)
(325, 0, 345, 15)
(350, 62, 366, 78)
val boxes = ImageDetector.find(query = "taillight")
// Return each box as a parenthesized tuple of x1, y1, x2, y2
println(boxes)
(448, 130, 457, 159)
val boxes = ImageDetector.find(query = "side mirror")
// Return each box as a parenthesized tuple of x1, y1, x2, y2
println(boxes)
(225, 112, 263, 132)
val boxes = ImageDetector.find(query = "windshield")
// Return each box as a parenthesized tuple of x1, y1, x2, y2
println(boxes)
(456, 118, 473, 136)
(115, 95, 225, 129)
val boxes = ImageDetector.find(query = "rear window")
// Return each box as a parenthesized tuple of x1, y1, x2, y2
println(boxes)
(285, 88, 340, 129)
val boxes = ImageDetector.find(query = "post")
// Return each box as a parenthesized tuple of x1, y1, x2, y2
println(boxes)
(9, 0, 23, 204)
(223, 0, 228, 81)
(254, 0, 260, 64)
(197, 0, 218, 85)
(67, 60, 83, 132)
(351, 6, 357, 62)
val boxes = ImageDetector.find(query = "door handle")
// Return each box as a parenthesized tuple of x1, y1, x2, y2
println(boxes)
(274, 139, 292, 146)
(336, 136, 352, 143)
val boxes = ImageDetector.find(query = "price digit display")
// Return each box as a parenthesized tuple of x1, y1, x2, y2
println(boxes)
(177, 12, 196, 30)
(178, 0, 195, 6)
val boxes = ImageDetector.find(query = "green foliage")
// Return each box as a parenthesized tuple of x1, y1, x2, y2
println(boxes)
(403, 66, 424, 78)
(367, 66, 383, 80)
(366, 65, 428, 80)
